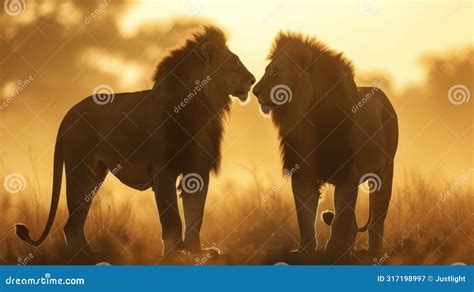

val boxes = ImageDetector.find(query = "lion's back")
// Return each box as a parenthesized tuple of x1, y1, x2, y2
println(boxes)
(58, 90, 154, 165)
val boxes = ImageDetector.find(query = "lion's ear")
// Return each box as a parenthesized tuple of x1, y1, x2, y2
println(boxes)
(200, 42, 219, 62)
(301, 48, 312, 71)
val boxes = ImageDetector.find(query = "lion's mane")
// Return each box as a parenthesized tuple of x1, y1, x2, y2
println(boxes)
(151, 26, 231, 173)
(269, 32, 359, 182)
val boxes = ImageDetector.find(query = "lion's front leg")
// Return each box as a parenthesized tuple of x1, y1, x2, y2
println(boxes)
(152, 171, 184, 257)
(291, 172, 321, 254)
(325, 177, 358, 258)
(180, 171, 211, 254)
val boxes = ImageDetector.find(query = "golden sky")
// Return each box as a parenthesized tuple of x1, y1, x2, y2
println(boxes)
(122, 0, 473, 89)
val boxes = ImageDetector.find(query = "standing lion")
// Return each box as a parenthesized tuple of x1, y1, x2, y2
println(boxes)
(15, 26, 256, 258)
(253, 32, 398, 257)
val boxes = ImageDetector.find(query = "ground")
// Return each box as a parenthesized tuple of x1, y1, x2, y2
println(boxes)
(1, 171, 472, 266)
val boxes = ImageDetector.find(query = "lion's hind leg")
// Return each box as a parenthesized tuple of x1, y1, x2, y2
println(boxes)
(368, 164, 394, 256)
(63, 161, 107, 256)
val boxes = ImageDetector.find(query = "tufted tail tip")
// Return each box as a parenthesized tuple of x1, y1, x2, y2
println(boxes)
(15, 224, 33, 244)
(321, 210, 335, 226)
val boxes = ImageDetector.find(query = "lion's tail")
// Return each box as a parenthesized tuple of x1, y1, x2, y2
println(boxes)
(15, 136, 63, 246)
(321, 210, 371, 232)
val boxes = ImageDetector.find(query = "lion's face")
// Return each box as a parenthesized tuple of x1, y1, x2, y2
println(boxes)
(253, 51, 314, 114)
(201, 42, 255, 102)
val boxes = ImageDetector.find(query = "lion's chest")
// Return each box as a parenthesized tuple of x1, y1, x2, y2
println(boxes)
(281, 122, 354, 182)
(163, 119, 224, 173)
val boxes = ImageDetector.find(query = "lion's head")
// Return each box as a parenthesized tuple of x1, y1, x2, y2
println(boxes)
(253, 32, 355, 118)
(199, 32, 256, 103)
(153, 26, 255, 113)
(253, 34, 314, 115)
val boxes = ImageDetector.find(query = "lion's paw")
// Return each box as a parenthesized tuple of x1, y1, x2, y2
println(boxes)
(205, 247, 221, 257)
(190, 247, 221, 265)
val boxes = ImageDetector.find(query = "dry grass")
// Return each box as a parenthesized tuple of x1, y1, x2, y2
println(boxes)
(0, 170, 472, 265)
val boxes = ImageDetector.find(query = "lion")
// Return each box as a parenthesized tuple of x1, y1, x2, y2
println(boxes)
(15, 26, 256, 258)
(253, 32, 398, 257)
